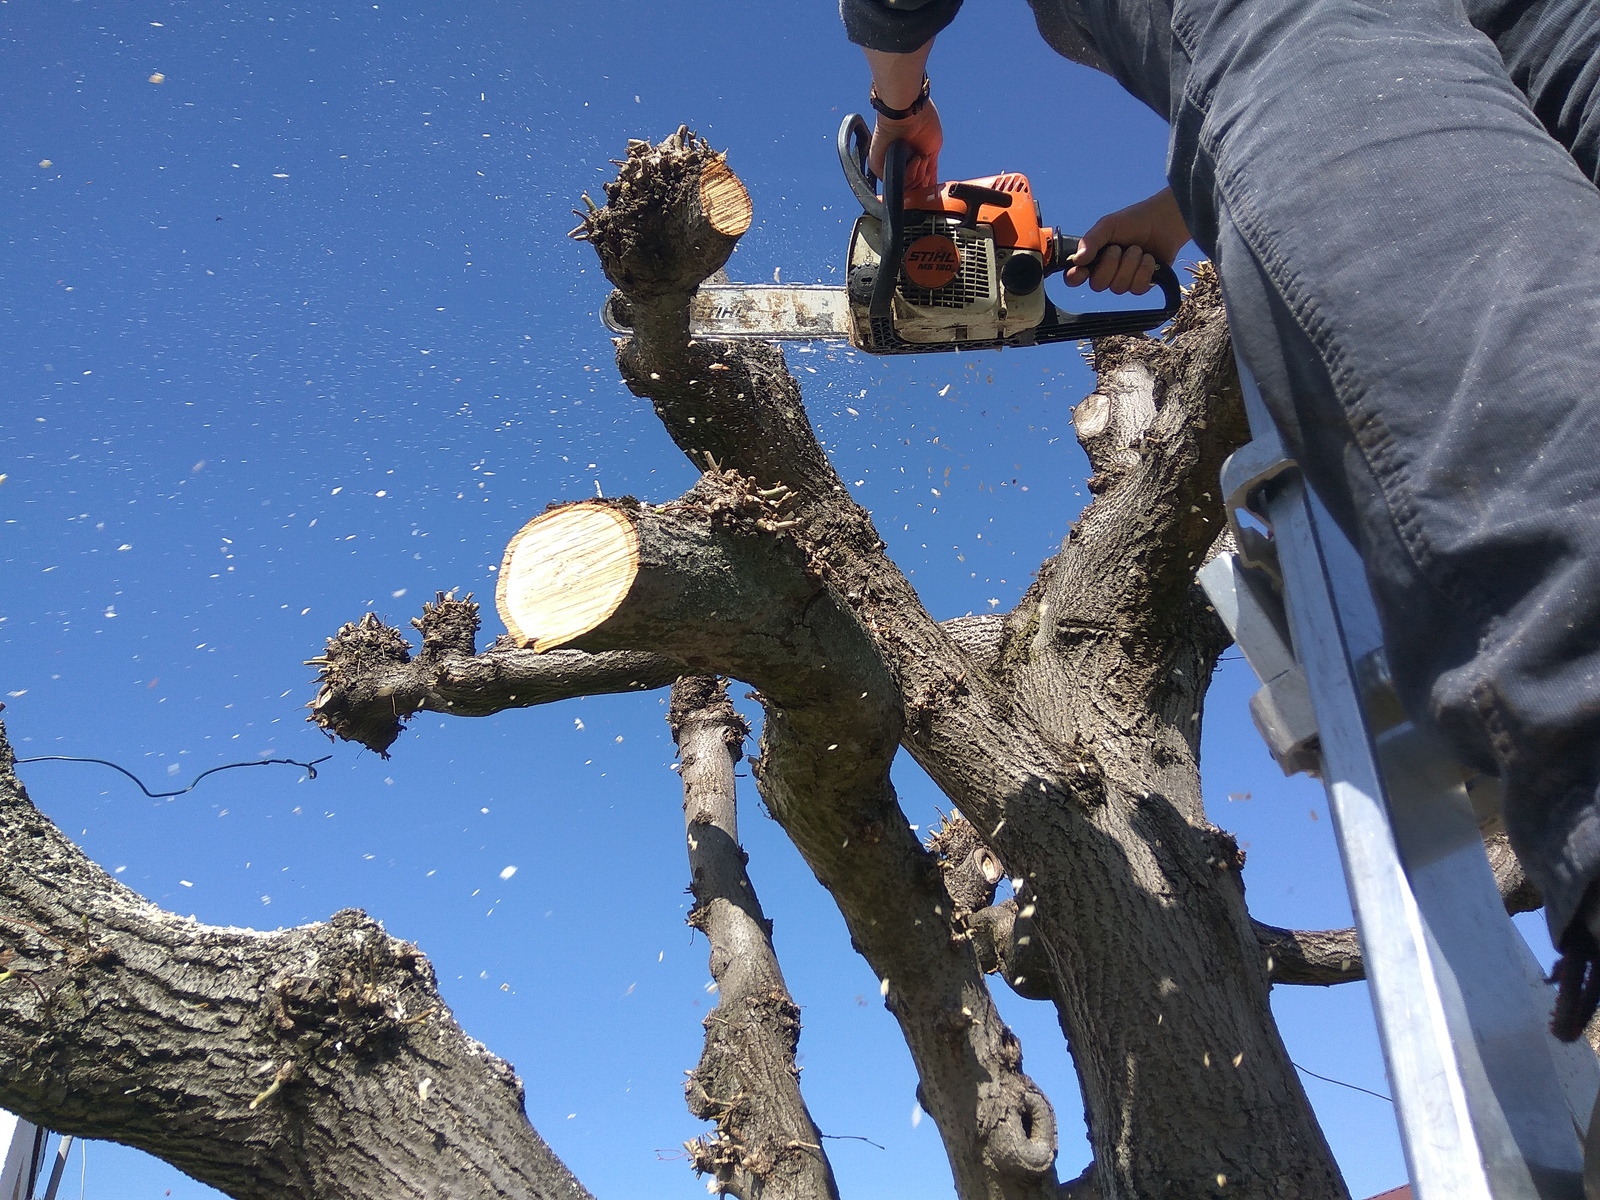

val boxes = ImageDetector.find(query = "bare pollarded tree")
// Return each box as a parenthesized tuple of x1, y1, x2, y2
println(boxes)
(0, 126, 1551, 1200)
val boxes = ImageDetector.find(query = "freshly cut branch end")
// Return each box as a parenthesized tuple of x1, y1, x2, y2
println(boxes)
(699, 157, 752, 239)
(580, 126, 747, 329)
(498, 502, 640, 651)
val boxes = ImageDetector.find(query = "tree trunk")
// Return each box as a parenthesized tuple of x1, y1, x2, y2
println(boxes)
(568, 130, 1349, 1199)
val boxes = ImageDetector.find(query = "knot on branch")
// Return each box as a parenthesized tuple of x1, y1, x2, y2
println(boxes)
(666, 676, 749, 754)
(578, 126, 751, 338)
(307, 612, 414, 755)
(907, 669, 970, 737)
(967, 900, 1055, 1001)
(1163, 259, 1223, 337)
(671, 468, 802, 540)
(684, 988, 813, 1191)
(977, 1072, 1058, 1178)
(413, 590, 479, 663)
(926, 813, 1003, 915)
(261, 910, 434, 1067)
(0, 912, 120, 1019)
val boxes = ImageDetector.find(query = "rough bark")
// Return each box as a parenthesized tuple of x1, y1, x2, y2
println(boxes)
(310, 597, 1000, 759)
(498, 478, 1062, 1200)
(309, 593, 685, 755)
(0, 720, 590, 1200)
(1252, 923, 1366, 988)
(572, 132, 1348, 1200)
(958, 271, 1348, 1198)
(668, 676, 840, 1200)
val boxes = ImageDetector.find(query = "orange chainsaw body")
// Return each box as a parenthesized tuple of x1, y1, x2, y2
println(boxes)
(839, 113, 1180, 354)
(903, 174, 1058, 265)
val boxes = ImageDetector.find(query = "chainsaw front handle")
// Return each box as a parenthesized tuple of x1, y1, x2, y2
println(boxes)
(838, 113, 883, 223)
(870, 139, 910, 323)
(838, 112, 912, 322)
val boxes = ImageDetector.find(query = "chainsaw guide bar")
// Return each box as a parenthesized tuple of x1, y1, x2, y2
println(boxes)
(602, 285, 851, 341)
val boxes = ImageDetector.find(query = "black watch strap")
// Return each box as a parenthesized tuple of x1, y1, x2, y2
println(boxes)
(870, 74, 930, 121)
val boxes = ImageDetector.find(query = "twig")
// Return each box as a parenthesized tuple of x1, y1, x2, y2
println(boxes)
(249, 1062, 297, 1111)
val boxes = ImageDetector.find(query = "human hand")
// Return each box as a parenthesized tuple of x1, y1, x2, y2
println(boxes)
(869, 100, 943, 193)
(1063, 186, 1191, 295)
(863, 43, 940, 193)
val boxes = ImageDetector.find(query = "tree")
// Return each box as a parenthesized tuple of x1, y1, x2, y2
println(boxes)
(0, 126, 1547, 1200)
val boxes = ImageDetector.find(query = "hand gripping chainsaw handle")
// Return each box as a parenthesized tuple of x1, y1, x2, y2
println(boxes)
(838, 113, 1183, 341)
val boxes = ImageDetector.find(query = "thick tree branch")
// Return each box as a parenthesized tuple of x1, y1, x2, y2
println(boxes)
(750, 703, 1061, 1200)
(1252, 922, 1365, 987)
(493, 486, 1062, 1198)
(1254, 827, 1545, 987)
(1004, 266, 1240, 763)
(0, 721, 591, 1200)
(309, 594, 686, 754)
(668, 677, 839, 1200)
(1064, 267, 1244, 644)
(309, 589, 1002, 760)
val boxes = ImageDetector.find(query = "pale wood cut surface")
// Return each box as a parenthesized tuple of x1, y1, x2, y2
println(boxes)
(699, 159, 752, 239)
(497, 503, 640, 651)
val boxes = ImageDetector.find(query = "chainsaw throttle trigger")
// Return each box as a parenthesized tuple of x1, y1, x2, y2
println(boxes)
(946, 182, 1013, 229)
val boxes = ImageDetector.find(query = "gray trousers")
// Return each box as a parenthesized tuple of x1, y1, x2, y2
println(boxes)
(1126, 0, 1600, 949)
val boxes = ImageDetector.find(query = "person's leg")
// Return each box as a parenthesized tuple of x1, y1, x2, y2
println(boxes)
(1467, 0, 1600, 185)
(1162, 0, 1600, 1002)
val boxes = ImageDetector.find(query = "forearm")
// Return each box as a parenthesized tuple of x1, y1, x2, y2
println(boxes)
(864, 43, 933, 109)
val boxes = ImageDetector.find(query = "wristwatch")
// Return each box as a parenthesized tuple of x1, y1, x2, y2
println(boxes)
(869, 74, 930, 121)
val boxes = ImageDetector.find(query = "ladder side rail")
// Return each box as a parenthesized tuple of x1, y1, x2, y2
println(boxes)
(0, 1111, 40, 1200)
(1238, 362, 1597, 1191)
(1375, 723, 1595, 1192)
(1233, 361, 1500, 1198)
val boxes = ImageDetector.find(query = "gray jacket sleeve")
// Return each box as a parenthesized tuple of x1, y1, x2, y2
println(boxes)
(839, 0, 963, 52)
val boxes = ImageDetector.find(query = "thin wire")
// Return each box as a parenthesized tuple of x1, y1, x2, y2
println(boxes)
(820, 1133, 887, 1151)
(13, 754, 330, 799)
(1293, 1060, 1393, 1103)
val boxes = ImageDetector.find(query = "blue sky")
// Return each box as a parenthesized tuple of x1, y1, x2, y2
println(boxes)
(1, 2, 1552, 1197)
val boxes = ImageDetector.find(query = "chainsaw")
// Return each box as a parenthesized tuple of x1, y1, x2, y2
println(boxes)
(601, 114, 1181, 354)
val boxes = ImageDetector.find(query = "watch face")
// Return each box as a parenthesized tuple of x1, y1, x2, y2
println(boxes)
(903, 234, 962, 289)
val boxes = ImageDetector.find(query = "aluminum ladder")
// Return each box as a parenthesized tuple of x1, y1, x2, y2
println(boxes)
(0, 1113, 72, 1200)
(1197, 358, 1600, 1198)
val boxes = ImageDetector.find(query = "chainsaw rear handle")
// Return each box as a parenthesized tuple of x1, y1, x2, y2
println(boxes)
(1054, 236, 1184, 319)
